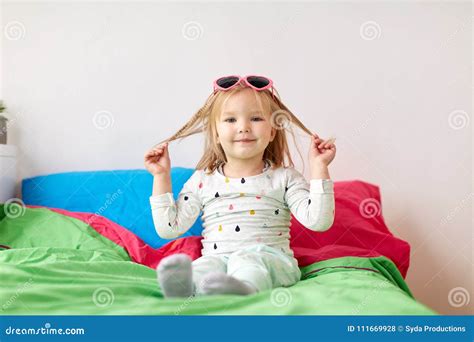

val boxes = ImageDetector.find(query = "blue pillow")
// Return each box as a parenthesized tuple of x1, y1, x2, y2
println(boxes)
(21, 168, 203, 248)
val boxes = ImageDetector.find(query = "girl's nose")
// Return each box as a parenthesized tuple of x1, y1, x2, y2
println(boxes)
(238, 119, 251, 133)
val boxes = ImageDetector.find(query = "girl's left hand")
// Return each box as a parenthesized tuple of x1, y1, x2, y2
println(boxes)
(309, 133, 336, 167)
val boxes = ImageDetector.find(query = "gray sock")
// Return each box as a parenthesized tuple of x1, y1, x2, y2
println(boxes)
(156, 254, 194, 298)
(199, 272, 258, 296)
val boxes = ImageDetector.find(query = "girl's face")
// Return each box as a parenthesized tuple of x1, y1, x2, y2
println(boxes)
(215, 88, 276, 163)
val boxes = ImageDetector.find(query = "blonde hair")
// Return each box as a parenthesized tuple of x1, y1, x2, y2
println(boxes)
(158, 84, 313, 175)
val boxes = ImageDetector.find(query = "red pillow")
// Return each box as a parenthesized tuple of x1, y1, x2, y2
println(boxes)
(290, 180, 411, 278)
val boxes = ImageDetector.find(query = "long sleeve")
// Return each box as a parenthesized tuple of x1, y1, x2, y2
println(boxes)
(149, 171, 202, 239)
(284, 168, 335, 232)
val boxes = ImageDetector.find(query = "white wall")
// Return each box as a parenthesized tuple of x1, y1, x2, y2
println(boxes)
(2, 0, 472, 315)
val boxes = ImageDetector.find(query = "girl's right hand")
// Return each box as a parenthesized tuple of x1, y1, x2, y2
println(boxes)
(144, 142, 171, 176)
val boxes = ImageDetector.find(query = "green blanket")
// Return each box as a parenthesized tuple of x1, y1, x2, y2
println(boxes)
(0, 205, 436, 315)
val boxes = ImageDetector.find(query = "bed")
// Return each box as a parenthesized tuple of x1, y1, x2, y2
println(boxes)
(0, 168, 436, 315)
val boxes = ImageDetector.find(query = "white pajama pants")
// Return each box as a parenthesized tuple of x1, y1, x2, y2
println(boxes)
(192, 244, 301, 294)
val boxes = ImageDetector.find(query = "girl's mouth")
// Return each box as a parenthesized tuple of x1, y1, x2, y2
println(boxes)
(235, 139, 255, 143)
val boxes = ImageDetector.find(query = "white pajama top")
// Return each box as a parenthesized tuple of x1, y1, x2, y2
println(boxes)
(150, 160, 335, 257)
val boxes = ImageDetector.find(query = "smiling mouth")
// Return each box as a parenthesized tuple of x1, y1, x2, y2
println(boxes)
(234, 140, 256, 143)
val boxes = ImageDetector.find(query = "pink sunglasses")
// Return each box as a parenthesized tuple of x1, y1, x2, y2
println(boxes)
(213, 75, 274, 93)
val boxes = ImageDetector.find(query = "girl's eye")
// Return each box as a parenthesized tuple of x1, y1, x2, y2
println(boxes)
(223, 117, 263, 123)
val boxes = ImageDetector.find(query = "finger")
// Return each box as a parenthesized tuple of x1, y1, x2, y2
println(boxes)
(146, 153, 160, 162)
(153, 142, 167, 150)
(319, 139, 331, 148)
(150, 149, 164, 157)
(152, 155, 165, 163)
(146, 150, 159, 158)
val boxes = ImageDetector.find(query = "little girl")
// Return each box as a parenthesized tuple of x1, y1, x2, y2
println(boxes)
(144, 75, 336, 298)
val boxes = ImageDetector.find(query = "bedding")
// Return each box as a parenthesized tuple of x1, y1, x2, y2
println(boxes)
(0, 203, 436, 315)
(22, 169, 411, 277)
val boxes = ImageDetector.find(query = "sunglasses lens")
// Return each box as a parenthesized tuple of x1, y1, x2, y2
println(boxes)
(246, 76, 270, 89)
(216, 76, 240, 89)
